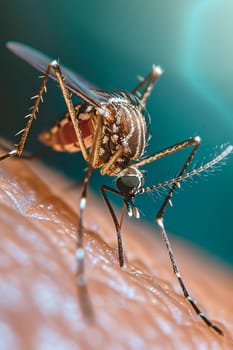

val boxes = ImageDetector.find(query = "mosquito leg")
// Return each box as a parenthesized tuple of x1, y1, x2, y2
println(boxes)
(0, 60, 89, 163)
(0, 71, 50, 161)
(48, 61, 89, 161)
(156, 219, 223, 335)
(131, 64, 163, 107)
(150, 138, 224, 335)
(157, 137, 201, 219)
(138, 145, 233, 194)
(134, 136, 202, 169)
(101, 185, 125, 267)
(76, 165, 92, 285)
(76, 165, 94, 320)
(0, 149, 18, 161)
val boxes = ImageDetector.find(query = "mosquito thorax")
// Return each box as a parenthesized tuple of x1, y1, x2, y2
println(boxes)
(93, 94, 149, 176)
(116, 166, 144, 199)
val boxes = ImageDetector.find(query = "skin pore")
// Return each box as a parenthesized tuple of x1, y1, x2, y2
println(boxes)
(0, 152, 232, 350)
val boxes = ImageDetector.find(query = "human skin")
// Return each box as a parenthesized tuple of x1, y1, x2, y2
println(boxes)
(0, 154, 233, 350)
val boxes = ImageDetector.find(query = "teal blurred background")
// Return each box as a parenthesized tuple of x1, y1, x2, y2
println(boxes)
(1, 0, 233, 265)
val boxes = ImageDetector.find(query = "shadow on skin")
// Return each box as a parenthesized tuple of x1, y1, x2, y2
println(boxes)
(0, 151, 232, 349)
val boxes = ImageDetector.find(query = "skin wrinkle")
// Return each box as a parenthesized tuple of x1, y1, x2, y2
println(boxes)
(0, 153, 232, 349)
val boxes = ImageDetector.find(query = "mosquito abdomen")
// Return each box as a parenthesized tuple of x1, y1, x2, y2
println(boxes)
(39, 105, 95, 152)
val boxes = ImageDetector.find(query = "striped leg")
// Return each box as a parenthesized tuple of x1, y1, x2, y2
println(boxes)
(0, 66, 49, 161)
(156, 219, 223, 335)
(76, 165, 92, 285)
(152, 138, 223, 335)
(0, 60, 89, 162)
(76, 165, 94, 319)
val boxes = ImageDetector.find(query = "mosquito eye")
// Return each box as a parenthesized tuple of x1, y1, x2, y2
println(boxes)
(116, 175, 140, 194)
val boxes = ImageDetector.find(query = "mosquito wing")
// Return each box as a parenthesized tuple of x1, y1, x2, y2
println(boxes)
(7, 41, 111, 107)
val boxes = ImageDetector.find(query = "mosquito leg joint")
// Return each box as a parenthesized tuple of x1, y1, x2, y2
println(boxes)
(50, 59, 59, 68)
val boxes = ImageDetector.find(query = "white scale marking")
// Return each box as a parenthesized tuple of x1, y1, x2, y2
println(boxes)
(76, 248, 84, 260)
(80, 198, 86, 210)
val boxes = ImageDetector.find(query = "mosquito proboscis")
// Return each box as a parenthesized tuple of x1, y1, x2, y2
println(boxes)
(1, 41, 232, 335)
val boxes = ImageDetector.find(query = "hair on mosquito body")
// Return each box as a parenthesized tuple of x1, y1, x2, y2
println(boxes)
(1, 41, 232, 335)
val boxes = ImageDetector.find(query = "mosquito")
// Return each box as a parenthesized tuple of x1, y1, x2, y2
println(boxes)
(1, 41, 232, 335)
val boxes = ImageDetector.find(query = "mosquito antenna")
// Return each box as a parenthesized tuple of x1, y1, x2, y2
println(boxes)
(138, 145, 233, 194)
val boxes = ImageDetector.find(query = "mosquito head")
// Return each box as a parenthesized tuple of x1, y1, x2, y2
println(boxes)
(116, 167, 144, 219)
